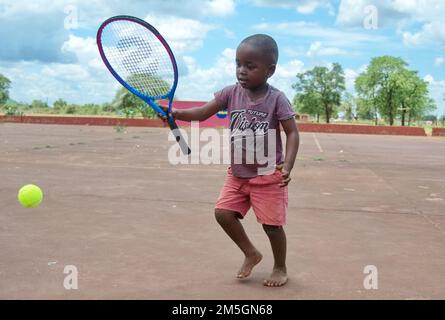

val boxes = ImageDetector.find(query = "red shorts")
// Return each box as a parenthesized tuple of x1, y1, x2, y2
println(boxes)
(215, 167, 288, 226)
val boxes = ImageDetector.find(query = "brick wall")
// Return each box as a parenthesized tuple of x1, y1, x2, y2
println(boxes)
(432, 128, 445, 136)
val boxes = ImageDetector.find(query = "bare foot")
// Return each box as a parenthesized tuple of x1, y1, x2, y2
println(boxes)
(236, 251, 263, 279)
(263, 268, 288, 287)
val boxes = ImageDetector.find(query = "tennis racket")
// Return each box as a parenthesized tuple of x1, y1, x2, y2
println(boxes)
(97, 15, 191, 155)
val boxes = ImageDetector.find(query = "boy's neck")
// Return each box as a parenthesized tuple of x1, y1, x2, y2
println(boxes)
(245, 82, 270, 101)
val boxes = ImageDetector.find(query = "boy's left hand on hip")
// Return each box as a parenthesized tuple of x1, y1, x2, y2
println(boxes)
(276, 164, 291, 187)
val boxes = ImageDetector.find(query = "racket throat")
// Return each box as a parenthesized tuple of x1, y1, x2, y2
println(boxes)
(167, 119, 191, 155)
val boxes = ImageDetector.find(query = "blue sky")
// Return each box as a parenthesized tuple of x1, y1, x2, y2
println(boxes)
(0, 0, 444, 115)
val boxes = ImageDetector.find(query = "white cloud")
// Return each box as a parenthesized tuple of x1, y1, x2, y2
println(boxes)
(177, 49, 305, 102)
(297, 2, 319, 14)
(344, 68, 359, 93)
(254, 21, 387, 48)
(337, 0, 445, 47)
(269, 60, 306, 99)
(41, 64, 89, 81)
(0, 59, 118, 105)
(224, 29, 236, 39)
(0, 2, 74, 63)
(176, 48, 237, 101)
(250, 0, 335, 15)
(0, 2, 220, 106)
(283, 46, 307, 58)
(424, 74, 434, 84)
(403, 31, 422, 46)
(143, 15, 215, 54)
(62, 35, 104, 70)
(403, 21, 445, 46)
(435, 57, 444, 66)
(336, 0, 413, 27)
(0, 0, 234, 64)
(307, 41, 347, 57)
(207, 0, 236, 16)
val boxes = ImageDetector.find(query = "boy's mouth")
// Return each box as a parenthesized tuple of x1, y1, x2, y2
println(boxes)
(238, 78, 248, 86)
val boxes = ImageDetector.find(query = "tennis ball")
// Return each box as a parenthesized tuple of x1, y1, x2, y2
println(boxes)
(18, 184, 43, 208)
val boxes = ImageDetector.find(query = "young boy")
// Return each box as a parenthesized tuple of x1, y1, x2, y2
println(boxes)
(165, 34, 299, 287)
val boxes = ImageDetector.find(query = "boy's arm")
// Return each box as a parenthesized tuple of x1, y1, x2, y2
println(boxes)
(277, 117, 300, 187)
(164, 99, 221, 122)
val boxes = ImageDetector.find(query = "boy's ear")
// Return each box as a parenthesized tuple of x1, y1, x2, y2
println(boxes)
(267, 64, 276, 78)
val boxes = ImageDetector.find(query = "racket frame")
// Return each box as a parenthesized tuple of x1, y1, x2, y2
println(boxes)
(97, 15, 190, 154)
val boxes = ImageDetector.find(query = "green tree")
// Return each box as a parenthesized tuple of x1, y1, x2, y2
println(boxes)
(440, 94, 445, 127)
(356, 97, 374, 121)
(65, 104, 78, 114)
(82, 103, 101, 115)
(292, 90, 323, 122)
(394, 69, 433, 126)
(339, 92, 358, 121)
(30, 99, 49, 109)
(102, 102, 116, 114)
(356, 56, 433, 126)
(53, 98, 68, 113)
(112, 74, 171, 119)
(0, 74, 11, 105)
(293, 63, 345, 123)
(112, 88, 158, 119)
(422, 114, 437, 122)
(355, 69, 379, 124)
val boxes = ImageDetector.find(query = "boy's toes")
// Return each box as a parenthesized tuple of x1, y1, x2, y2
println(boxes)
(263, 279, 276, 286)
(263, 269, 288, 287)
(263, 279, 285, 287)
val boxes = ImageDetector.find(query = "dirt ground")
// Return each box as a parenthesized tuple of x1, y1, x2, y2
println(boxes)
(0, 123, 444, 299)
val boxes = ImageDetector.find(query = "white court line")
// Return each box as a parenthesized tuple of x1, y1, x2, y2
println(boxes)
(312, 133, 323, 153)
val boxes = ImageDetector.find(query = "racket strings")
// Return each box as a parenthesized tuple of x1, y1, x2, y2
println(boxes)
(100, 20, 175, 98)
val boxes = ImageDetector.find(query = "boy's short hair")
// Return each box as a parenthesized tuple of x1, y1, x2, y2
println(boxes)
(240, 34, 279, 64)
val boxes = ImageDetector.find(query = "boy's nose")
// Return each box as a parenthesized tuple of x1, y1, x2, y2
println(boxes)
(238, 67, 247, 76)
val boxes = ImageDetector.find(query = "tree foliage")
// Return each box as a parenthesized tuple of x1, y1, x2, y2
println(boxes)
(112, 73, 171, 118)
(112, 88, 158, 119)
(0, 73, 11, 105)
(293, 63, 345, 123)
(355, 56, 434, 126)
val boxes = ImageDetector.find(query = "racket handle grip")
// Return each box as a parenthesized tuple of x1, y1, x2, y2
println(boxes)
(167, 118, 191, 155)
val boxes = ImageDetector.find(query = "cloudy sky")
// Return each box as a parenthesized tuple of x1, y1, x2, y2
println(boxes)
(0, 0, 444, 115)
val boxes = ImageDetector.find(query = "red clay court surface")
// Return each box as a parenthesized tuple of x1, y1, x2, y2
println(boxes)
(1, 123, 444, 299)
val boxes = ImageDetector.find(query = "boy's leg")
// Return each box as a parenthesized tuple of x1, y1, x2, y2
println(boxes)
(262, 224, 288, 287)
(215, 209, 263, 278)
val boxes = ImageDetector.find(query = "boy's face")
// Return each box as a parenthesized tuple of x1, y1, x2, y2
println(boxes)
(236, 43, 276, 90)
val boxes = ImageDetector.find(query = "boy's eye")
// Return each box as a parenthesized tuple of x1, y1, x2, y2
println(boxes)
(235, 62, 256, 70)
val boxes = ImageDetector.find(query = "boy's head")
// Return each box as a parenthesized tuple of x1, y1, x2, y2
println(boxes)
(236, 34, 278, 90)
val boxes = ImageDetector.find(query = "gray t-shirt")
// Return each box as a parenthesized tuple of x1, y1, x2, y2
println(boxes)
(215, 83, 295, 178)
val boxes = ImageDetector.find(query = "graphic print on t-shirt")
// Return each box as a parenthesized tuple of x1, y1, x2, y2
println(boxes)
(229, 108, 276, 170)
(230, 109, 270, 137)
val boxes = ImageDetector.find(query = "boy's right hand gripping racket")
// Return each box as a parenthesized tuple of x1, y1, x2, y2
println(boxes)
(97, 15, 191, 155)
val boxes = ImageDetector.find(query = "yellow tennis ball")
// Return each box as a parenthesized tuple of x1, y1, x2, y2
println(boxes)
(18, 184, 44, 208)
